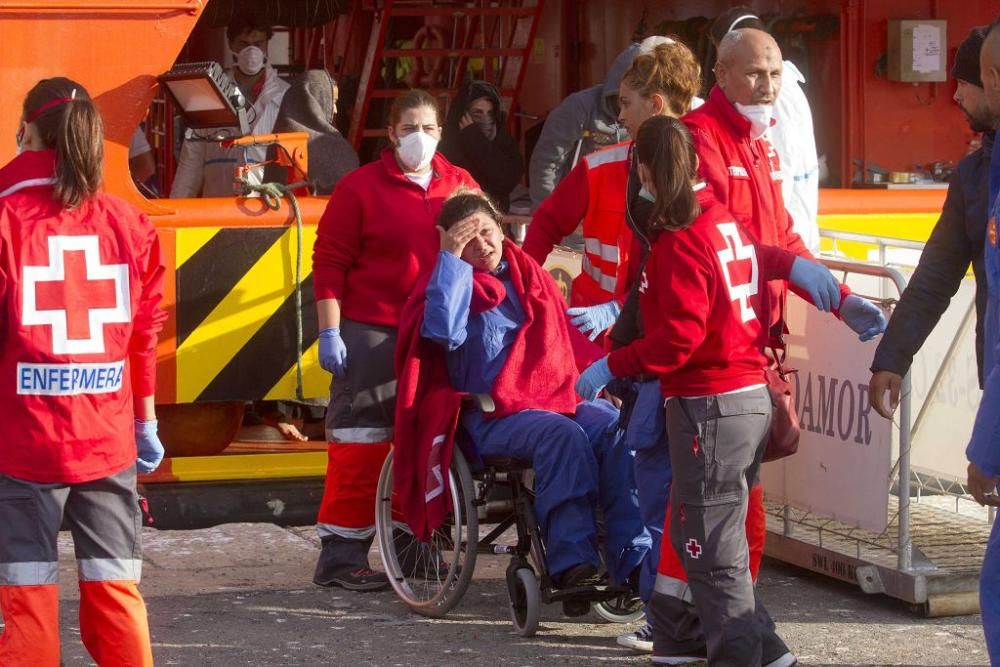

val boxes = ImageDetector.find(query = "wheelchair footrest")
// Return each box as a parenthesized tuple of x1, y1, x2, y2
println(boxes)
(548, 583, 631, 603)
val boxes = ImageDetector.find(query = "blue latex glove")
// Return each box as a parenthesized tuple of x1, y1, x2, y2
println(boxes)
(839, 294, 887, 342)
(566, 301, 621, 340)
(135, 419, 164, 474)
(319, 327, 348, 377)
(788, 257, 841, 312)
(576, 356, 615, 401)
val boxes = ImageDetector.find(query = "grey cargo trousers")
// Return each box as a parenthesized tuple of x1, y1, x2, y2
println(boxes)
(657, 387, 784, 666)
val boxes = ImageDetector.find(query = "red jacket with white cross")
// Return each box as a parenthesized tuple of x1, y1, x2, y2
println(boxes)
(682, 85, 850, 328)
(0, 150, 166, 483)
(607, 187, 795, 397)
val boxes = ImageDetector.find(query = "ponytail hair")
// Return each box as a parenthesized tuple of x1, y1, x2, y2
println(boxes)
(22, 77, 103, 209)
(620, 41, 702, 117)
(635, 115, 700, 232)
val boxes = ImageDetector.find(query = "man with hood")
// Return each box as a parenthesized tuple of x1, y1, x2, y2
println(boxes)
(264, 69, 359, 196)
(870, 26, 996, 418)
(438, 80, 523, 211)
(528, 43, 641, 213)
(170, 16, 290, 198)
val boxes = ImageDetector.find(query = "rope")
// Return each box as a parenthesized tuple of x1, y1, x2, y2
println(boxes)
(241, 179, 311, 401)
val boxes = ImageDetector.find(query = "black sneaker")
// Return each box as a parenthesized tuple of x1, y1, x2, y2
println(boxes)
(324, 567, 390, 592)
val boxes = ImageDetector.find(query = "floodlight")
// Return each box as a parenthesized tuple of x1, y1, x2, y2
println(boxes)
(158, 61, 249, 136)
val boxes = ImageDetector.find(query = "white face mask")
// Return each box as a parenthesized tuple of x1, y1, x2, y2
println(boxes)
(396, 131, 438, 172)
(734, 102, 774, 140)
(236, 45, 266, 77)
(638, 187, 656, 203)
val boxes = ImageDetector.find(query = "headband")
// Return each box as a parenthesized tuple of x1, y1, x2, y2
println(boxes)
(25, 89, 78, 124)
(727, 14, 759, 34)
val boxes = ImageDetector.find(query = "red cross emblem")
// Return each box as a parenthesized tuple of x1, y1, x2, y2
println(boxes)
(685, 538, 702, 559)
(715, 222, 759, 323)
(22, 236, 130, 355)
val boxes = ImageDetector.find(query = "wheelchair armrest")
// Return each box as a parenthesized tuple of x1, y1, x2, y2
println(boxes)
(461, 393, 496, 414)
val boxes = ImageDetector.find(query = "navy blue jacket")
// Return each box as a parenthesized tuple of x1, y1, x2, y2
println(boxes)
(872, 133, 993, 387)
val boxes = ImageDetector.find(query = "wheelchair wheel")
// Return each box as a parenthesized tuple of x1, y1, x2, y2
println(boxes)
(375, 447, 478, 618)
(507, 566, 541, 637)
(593, 593, 645, 624)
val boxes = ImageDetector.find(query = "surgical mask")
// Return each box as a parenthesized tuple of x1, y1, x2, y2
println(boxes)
(396, 131, 438, 172)
(734, 102, 774, 139)
(638, 187, 656, 203)
(236, 45, 266, 76)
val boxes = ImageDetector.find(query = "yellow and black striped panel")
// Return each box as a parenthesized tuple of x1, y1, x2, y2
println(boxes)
(175, 225, 328, 403)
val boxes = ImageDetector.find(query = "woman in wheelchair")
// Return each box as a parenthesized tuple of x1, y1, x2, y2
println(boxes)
(413, 190, 651, 598)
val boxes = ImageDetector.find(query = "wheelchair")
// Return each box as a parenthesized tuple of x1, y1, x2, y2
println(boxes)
(374, 399, 643, 636)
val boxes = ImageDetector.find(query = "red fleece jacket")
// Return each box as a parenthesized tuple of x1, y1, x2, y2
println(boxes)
(394, 240, 601, 539)
(683, 86, 849, 329)
(608, 189, 796, 397)
(312, 149, 477, 327)
(0, 150, 166, 483)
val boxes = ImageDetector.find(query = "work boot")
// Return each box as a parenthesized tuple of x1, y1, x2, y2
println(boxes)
(393, 530, 449, 579)
(313, 533, 389, 592)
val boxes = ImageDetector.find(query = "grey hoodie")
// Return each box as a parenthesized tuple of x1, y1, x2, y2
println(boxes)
(528, 43, 640, 210)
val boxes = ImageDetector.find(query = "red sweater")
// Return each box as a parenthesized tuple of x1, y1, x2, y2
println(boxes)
(312, 149, 477, 327)
(683, 86, 848, 328)
(608, 189, 795, 397)
(0, 150, 166, 483)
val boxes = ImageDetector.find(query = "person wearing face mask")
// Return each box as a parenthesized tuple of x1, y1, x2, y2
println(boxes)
(577, 115, 845, 666)
(170, 16, 290, 198)
(653, 26, 881, 665)
(708, 8, 821, 254)
(438, 80, 524, 211)
(309, 90, 478, 592)
(523, 37, 700, 345)
(397, 190, 648, 606)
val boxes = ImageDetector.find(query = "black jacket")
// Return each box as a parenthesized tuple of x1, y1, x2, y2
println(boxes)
(871, 133, 993, 387)
(439, 80, 524, 211)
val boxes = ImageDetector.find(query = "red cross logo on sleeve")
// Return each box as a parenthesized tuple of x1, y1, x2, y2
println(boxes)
(22, 235, 130, 355)
(685, 538, 702, 559)
(715, 222, 759, 323)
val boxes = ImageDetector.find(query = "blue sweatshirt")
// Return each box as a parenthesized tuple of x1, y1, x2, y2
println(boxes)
(420, 251, 524, 395)
(967, 137, 1000, 475)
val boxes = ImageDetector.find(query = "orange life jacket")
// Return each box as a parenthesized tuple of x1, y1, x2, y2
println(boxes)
(571, 141, 633, 307)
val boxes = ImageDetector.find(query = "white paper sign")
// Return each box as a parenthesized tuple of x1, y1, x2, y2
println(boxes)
(912, 24, 942, 74)
(761, 296, 894, 533)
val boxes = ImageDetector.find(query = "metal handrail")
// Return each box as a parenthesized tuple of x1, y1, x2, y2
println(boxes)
(820, 229, 927, 252)
(816, 255, 915, 571)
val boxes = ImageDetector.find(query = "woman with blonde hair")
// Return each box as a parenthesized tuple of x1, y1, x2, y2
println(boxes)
(531, 38, 706, 653)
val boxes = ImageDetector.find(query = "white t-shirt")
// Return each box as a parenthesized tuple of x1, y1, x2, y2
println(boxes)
(405, 170, 433, 191)
(129, 127, 151, 159)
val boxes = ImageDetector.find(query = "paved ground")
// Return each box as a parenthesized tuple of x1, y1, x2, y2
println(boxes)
(0, 523, 991, 666)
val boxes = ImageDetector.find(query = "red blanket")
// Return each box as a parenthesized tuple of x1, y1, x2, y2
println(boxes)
(394, 240, 601, 540)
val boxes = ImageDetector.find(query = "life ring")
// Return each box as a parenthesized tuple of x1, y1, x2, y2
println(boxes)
(406, 25, 448, 88)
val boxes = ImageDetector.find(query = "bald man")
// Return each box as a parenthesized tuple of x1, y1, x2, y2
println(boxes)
(646, 27, 885, 667)
(967, 17, 1000, 664)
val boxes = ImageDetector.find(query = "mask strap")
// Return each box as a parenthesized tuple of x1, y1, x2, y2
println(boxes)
(727, 14, 759, 34)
